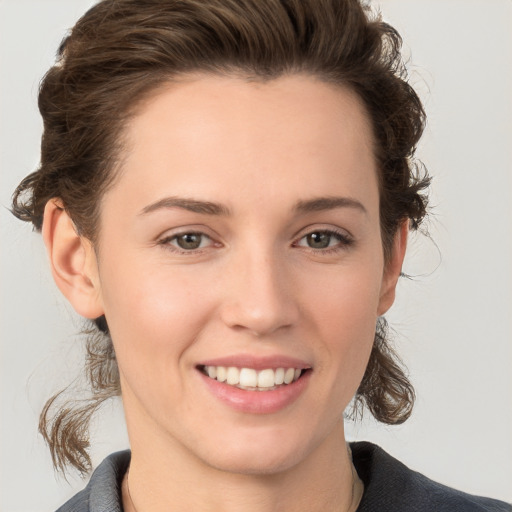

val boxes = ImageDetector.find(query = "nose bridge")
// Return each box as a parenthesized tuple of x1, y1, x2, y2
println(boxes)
(220, 239, 298, 336)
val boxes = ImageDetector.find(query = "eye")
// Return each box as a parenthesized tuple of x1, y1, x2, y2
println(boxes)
(295, 229, 353, 251)
(160, 232, 213, 252)
(303, 232, 334, 249)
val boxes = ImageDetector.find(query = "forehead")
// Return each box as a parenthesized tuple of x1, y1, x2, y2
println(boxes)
(104, 74, 378, 218)
(126, 73, 374, 160)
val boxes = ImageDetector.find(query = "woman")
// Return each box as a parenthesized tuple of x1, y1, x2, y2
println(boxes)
(7, 0, 511, 510)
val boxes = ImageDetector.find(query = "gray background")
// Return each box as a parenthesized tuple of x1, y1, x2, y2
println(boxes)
(1, 0, 511, 510)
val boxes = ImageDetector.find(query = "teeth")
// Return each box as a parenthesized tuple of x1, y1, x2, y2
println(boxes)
(239, 368, 257, 387)
(257, 369, 275, 388)
(226, 367, 240, 385)
(216, 366, 227, 382)
(284, 368, 295, 384)
(203, 365, 304, 390)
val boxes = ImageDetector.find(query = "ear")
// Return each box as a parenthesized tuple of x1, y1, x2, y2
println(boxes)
(377, 220, 408, 316)
(42, 199, 104, 319)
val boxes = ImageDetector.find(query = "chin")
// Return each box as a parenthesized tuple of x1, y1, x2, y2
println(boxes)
(192, 425, 322, 477)
(204, 448, 305, 476)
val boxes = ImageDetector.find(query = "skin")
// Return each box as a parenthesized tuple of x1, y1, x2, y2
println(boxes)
(43, 74, 407, 512)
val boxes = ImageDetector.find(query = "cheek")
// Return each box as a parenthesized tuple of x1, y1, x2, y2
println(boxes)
(304, 259, 383, 389)
(98, 257, 217, 386)
(310, 256, 383, 330)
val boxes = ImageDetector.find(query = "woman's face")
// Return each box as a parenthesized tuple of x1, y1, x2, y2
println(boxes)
(92, 74, 403, 474)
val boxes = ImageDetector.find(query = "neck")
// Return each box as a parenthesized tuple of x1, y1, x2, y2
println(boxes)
(122, 421, 362, 512)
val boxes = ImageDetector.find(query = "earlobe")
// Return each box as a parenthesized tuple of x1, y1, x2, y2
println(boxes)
(42, 199, 104, 319)
(377, 220, 408, 316)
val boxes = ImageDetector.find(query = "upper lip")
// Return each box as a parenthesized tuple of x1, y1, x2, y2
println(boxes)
(197, 354, 312, 371)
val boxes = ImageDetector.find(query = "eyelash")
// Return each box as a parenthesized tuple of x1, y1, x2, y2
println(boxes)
(158, 228, 354, 255)
(293, 228, 354, 254)
(158, 231, 216, 254)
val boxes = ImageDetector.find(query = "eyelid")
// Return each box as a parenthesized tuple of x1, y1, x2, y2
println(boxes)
(156, 224, 218, 241)
(293, 223, 353, 242)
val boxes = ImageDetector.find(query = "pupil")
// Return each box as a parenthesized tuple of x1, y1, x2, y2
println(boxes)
(177, 233, 201, 250)
(307, 232, 330, 249)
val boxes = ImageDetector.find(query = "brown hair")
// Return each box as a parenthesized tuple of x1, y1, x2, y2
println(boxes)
(12, 0, 429, 474)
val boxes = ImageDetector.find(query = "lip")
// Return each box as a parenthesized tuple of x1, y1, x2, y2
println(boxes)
(195, 354, 311, 415)
(197, 355, 312, 371)
(198, 368, 311, 414)
(196, 354, 313, 414)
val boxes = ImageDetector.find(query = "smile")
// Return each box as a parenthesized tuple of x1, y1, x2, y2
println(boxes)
(201, 366, 304, 391)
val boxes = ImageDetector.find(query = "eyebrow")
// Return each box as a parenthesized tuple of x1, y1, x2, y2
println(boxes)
(294, 196, 367, 215)
(139, 195, 366, 217)
(139, 197, 231, 216)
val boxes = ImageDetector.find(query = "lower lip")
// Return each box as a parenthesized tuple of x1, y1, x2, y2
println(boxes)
(198, 370, 311, 414)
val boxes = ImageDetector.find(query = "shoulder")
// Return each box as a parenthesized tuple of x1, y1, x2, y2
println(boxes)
(351, 441, 511, 512)
(55, 450, 130, 512)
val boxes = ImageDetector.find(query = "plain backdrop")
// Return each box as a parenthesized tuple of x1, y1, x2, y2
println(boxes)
(1, 1, 511, 510)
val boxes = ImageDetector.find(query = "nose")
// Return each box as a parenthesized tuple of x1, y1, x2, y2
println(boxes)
(219, 249, 299, 337)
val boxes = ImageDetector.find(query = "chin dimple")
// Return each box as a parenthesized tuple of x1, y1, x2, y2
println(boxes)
(201, 366, 304, 390)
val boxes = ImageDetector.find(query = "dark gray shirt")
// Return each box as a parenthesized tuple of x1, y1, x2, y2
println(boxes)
(56, 442, 511, 511)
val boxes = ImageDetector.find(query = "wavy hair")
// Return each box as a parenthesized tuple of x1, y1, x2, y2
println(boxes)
(12, 0, 429, 473)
